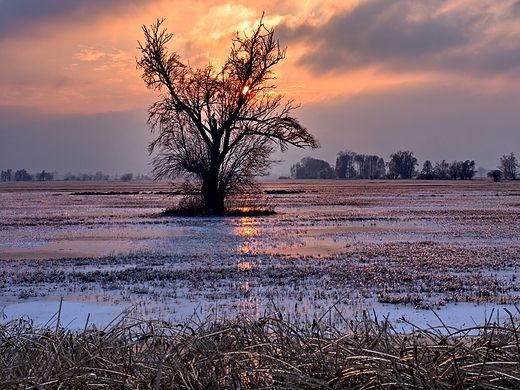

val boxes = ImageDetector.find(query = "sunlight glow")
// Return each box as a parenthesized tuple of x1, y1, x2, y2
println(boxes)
(235, 217, 257, 237)
(238, 262, 252, 270)
(235, 217, 257, 253)
(242, 85, 250, 95)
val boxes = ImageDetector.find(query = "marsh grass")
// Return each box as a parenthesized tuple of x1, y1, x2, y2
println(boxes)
(161, 191, 276, 217)
(1, 306, 520, 389)
(160, 206, 276, 217)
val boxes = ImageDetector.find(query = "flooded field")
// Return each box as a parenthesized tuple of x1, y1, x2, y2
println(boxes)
(1, 179, 520, 330)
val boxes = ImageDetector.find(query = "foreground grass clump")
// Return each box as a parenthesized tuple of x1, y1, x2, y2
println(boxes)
(1, 310, 520, 389)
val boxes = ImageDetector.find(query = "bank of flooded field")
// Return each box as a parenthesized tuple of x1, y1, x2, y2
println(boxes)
(1, 180, 520, 330)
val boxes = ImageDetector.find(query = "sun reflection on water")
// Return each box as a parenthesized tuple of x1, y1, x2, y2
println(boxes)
(234, 217, 258, 237)
(235, 217, 259, 253)
(237, 262, 252, 270)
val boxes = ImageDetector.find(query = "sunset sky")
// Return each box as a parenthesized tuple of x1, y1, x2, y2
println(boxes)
(2, 0, 520, 177)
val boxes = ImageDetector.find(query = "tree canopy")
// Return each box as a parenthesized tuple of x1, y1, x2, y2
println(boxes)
(387, 150, 418, 179)
(500, 152, 518, 180)
(290, 157, 335, 179)
(336, 151, 386, 179)
(137, 18, 318, 212)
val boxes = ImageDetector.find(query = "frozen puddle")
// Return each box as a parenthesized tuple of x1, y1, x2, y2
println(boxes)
(2, 297, 516, 334)
(377, 302, 517, 333)
(1, 300, 127, 329)
(264, 223, 432, 257)
(0, 227, 191, 260)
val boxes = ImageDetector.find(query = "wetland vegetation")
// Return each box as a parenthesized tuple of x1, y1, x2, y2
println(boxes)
(1, 179, 520, 388)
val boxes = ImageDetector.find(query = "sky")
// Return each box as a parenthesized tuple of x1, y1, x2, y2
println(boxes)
(1, 0, 520, 177)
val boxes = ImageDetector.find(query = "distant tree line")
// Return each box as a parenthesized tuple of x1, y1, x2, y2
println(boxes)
(336, 151, 386, 179)
(499, 152, 518, 180)
(1, 169, 150, 182)
(417, 159, 476, 180)
(1, 169, 55, 182)
(63, 172, 110, 181)
(290, 157, 335, 179)
(486, 153, 519, 182)
(290, 150, 519, 181)
(387, 151, 418, 179)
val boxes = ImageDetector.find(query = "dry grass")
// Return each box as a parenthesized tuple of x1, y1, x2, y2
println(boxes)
(2, 306, 520, 390)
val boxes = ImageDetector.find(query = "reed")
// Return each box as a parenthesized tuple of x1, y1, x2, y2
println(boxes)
(1, 307, 520, 389)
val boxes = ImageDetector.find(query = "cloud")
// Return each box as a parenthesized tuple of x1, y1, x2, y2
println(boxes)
(0, 0, 150, 39)
(75, 47, 106, 62)
(512, 0, 520, 16)
(277, 0, 520, 77)
(73, 47, 134, 72)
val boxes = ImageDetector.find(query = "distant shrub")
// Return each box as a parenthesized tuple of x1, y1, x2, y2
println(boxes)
(120, 173, 133, 181)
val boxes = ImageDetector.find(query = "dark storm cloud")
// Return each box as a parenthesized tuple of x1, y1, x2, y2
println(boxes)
(278, 0, 520, 76)
(0, 0, 147, 38)
(512, 1, 520, 16)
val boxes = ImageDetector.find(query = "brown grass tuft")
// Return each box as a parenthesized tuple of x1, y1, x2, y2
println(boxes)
(1, 308, 520, 389)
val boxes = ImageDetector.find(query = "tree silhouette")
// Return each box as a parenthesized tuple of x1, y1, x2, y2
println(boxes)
(388, 150, 417, 179)
(488, 170, 502, 182)
(137, 18, 318, 212)
(290, 157, 335, 179)
(499, 152, 518, 180)
(14, 169, 33, 181)
(336, 151, 385, 179)
(417, 160, 434, 180)
(433, 160, 450, 180)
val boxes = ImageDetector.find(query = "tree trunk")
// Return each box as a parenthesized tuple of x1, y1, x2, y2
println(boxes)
(201, 148, 225, 213)
(201, 175, 224, 213)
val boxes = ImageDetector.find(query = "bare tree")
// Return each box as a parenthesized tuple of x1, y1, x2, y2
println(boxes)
(1, 169, 13, 181)
(417, 160, 434, 180)
(336, 151, 356, 179)
(137, 18, 318, 212)
(290, 157, 335, 179)
(499, 152, 518, 180)
(335, 151, 385, 179)
(36, 170, 54, 181)
(387, 150, 417, 179)
(14, 169, 33, 181)
(433, 160, 450, 180)
(458, 160, 476, 180)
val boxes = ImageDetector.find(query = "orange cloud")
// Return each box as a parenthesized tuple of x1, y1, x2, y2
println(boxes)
(2, 0, 520, 116)
(75, 47, 106, 62)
